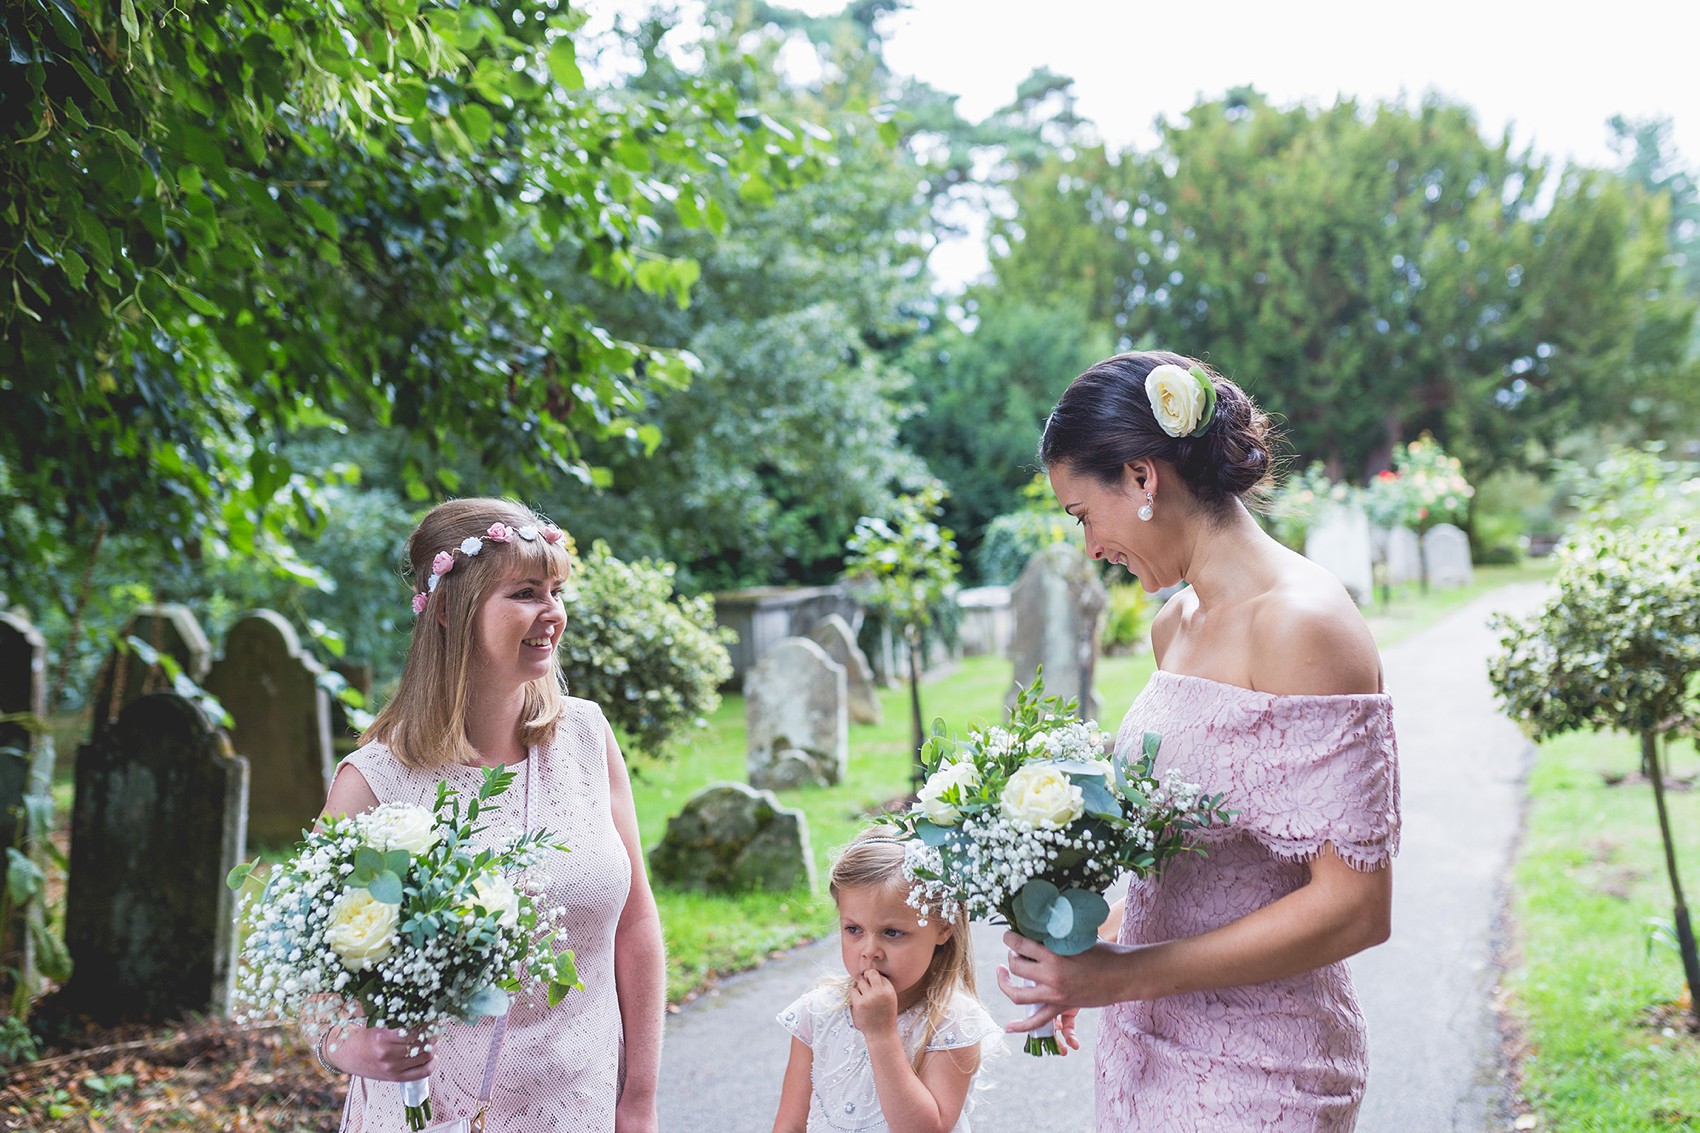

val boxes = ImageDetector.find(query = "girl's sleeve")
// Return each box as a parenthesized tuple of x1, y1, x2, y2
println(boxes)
(777, 990, 816, 1047)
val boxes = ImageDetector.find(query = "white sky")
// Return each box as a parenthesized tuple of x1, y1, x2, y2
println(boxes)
(585, 0, 1699, 287)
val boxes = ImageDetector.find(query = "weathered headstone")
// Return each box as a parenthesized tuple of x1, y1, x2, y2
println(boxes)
(957, 585, 1014, 657)
(89, 604, 212, 727)
(64, 692, 249, 1023)
(648, 781, 813, 893)
(808, 615, 882, 726)
(745, 637, 848, 790)
(1305, 504, 1375, 606)
(1422, 523, 1474, 588)
(1008, 543, 1108, 719)
(206, 610, 335, 845)
(0, 612, 56, 1003)
(1385, 525, 1423, 585)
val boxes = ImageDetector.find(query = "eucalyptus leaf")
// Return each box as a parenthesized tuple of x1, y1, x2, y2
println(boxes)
(367, 871, 403, 905)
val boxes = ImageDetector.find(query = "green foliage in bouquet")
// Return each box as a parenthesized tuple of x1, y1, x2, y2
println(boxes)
(880, 674, 1233, 954)
(228, 764, 582, 1042)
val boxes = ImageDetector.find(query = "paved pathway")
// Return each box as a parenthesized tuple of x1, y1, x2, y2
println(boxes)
(657, 585, 1548, 1132)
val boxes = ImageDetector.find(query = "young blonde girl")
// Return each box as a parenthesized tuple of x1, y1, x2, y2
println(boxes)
(773, 834, 1000, 1133)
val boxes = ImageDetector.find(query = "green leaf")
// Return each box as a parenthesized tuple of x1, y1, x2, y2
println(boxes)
(5, 849, 45, 904)
(119, 0, 140, 41)
(462, 985, 512, 1018)
(547, 40, 583, 90)
(367, 871, 403, 905)
(1076, 774, 1120, 820)
(226, 858, 261, 892)
(382, 849, 412, 877)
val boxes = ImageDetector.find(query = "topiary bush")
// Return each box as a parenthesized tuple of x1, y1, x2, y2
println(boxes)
(558, 541, 734, 759)
(1489, 524, 1700, 1027)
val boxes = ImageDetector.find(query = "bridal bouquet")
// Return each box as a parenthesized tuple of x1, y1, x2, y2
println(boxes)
(877, 674, 1233, 1054)
(228, 766, 582, 1130)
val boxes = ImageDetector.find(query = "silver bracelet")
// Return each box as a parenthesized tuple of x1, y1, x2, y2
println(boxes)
(314, 1027, 345, 1076)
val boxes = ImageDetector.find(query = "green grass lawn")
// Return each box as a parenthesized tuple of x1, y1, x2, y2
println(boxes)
(1507, 729, 1700, 1128)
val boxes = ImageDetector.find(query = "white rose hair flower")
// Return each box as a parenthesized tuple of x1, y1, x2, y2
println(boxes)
(1145, 363, 1219, 438)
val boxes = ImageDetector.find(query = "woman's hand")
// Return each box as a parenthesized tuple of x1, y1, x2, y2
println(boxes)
(997, 930, 1138, 1033)
(848, 968, 900, 1037)
(615, 1090, 659, 1133)
(320, 1023, 434, 1082)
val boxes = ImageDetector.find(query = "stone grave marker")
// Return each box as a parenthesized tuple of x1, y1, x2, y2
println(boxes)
(807, 614, 882, 726)
(64, 692, 249, 1023)
(206, 610, 335, 845)
(0, 611, 56, 1003)
(1422, 523, 1474, 588)
(648, 781, 813, 893)
(1008, 542, 1108, 719)
(1385, 525, 1422, 585)
(1305, 503, 1375, 606)
(90, 604, 211, 727)
(745, 637, 847, 790)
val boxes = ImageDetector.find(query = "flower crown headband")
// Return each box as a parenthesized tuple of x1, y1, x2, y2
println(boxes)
(1145, 363, 1218, 438)
(410, 521, 574, 615)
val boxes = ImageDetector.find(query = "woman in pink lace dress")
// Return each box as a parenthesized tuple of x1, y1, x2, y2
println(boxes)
(1000, 352, 1399, 1131)
(317, 498, 665, 1133)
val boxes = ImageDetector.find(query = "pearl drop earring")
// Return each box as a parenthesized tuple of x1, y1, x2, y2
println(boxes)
(1138, 492, 1154, 522)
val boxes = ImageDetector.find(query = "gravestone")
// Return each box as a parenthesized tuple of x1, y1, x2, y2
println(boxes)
(1385, 525, 1422, 585)
(808, 614, 882, 726)
(745, 637, 848, 790)
(0, 612, 56, 1003)
(1305, 504, 1375, 606)
(648, 781, 813, 893)
(64, 692, 249, 1023)
(957, 585, 1014, 657)
(89, 604, 212, 727)
(1422, 523, 1474, 588)
(206, 610, 335, 845)
(1008, 542, 1108, 720)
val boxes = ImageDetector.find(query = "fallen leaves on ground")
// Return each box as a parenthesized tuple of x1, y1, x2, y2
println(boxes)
(1, 1016, 341, 1132)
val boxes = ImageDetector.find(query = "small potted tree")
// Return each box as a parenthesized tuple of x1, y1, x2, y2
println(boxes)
(1489, 525, 1700, 1029)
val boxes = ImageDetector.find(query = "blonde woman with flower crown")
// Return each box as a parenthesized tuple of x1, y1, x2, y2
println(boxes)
(317, 497, 664, 1133)
(1000, 352, 1401, 1131)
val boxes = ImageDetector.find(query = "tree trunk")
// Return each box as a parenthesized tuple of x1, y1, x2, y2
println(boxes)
(1645, 730, 1700, 1031)
(907, 631, 925, 793)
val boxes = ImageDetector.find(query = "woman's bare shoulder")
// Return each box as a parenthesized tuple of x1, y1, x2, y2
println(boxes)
(1248, 560, 1381, 696)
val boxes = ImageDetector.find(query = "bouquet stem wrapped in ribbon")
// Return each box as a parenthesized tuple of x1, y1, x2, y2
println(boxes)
(877, 672, 1234, 1055)
(229, 766, 584, 1130)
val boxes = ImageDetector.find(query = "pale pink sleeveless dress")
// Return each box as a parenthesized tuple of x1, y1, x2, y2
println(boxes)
(1098, 671, 1400, 1131)
(338, 697, 631, 1133)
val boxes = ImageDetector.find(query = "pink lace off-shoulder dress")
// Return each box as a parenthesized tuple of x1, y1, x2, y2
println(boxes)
(338, 697, 632, 1133)
(1098, 670, 1400, 1132)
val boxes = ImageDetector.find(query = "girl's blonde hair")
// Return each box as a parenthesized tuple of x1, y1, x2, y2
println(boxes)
(363, 497, 578, 771)
(829, 831, 976, 1072)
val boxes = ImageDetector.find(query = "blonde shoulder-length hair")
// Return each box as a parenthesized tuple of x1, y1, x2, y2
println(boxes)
(363, 497, 578, 771)
(829, 831, 977, 1072)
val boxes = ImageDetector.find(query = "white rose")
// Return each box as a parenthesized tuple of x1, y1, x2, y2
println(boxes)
(1145, 363, 1207, 437)
(359, 803, 439, 855)
(326, 888, 399, 971)
(1001, 763, 1085, 829)
(916, 760, 979, 826)
(464, 873, 521, 928)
